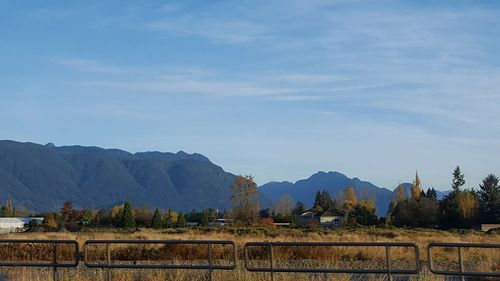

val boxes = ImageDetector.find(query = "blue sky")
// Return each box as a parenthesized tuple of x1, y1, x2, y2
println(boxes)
(1, 1, 499, 190)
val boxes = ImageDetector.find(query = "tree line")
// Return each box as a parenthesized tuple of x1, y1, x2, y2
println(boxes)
(1, 166, 498, 231)
(229, 168, 500, 229)
(389, 167, 500, 228)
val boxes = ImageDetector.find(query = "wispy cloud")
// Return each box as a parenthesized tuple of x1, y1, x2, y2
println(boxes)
(49, 57, 130, 75)
(78, 75, 298, 98)
(147, 17, 270, 44)
(272, 74, 347, 83)
(273, 95, 324, 101)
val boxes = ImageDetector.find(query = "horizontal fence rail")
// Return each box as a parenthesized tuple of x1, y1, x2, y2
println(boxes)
(84, 239, 236, 281)
(427, 242, 500, 279)
(0, 239, 79, 281)
(1, 239, 498, 281)
(244, 241, 420, 281)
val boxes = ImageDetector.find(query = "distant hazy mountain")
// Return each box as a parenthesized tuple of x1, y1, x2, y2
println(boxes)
(259, 171, 395, 216)
(0, 140, 235, 212)
(0, 140, 450, 215)
(259, 173, 450, 216)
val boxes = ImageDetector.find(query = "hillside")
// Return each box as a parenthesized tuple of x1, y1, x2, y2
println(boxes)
(0, 140, 235, 212)
(259, 171, 396, 216)
(0, 140, 449, 216)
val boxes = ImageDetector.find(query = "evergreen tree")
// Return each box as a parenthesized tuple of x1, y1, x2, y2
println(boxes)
(176, 212, 186, 227)
(452, 166, 465, 191)
(151, 208, 164, 229)
(393, 198, 439, 227)
(478, 174, 500, 223)
(352, 202, 378, 226)
(314, 191, 322, 207)
(200, 210, 210, 227)
(121, 200, 136, 228)
(165, 209, 175, 228)
(426, 188, 438, 202)
(292, 202, 306, 215)
(260, 208, 271, 218)
(331, 199, 339, 210)
(387, 200, 397, 224)
(439, 193, 460, 228)
(324, 191, 335, 210)
(311, 204, 323, 212)
(440, 166, 470, 228)
(314, 190, 335, 210)
(420, 190, 427, 199)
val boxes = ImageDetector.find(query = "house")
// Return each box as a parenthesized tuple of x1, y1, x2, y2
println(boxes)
(0, 217, 44, 232)
(299, 210, 346, 227)
(480, 224, 500, 232)
(209, 219, 233, 227)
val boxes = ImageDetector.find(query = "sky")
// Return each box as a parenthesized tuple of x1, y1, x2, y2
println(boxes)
(1, 1, 499, 190)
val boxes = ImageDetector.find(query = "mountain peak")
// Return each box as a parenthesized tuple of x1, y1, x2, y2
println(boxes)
(260, 171, 393, 216)
(0, 140, 226, 212)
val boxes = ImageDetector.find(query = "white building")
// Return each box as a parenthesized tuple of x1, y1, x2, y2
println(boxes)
(0, 217, 44, 231)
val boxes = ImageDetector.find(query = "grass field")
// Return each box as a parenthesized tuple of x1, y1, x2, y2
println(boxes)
(0, 227, 498, 280)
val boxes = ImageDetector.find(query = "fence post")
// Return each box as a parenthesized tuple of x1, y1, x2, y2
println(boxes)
(207, 242, 213, 281)
(385, 245, 392, 281)
(269, 244, 275, 281)
(106, 242, 111, 281)
(457, 246, 465, 281)
(52, 242, 57, 281)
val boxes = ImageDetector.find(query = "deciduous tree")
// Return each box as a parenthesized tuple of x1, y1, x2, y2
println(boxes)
(230, 175, 260, 225)
(43, 213, 58, 229)
(340, 187, 357, 211)
(411, 172, 422, 200)
(273, 194, 294, 216)
(456, 190, 479, 224)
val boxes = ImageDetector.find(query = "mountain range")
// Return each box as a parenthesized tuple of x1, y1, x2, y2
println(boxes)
(259, 174, 449, 216)
(0, 140, 448, 215)
(259, 172, 395, 216)
(0, 140, 235, 212)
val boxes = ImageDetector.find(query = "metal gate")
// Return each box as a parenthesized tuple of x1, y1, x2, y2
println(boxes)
(244, 241, 420, 281)
(83, 239, 236, 281)
(0, 239, 79, 281)
(1, 239, 499, 281)
(427, 242, 500, 280)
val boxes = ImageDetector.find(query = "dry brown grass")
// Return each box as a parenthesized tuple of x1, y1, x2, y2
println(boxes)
(0, 227, 498, 280)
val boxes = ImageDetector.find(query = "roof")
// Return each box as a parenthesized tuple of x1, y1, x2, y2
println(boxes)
(299, 211, 318, 217)
(300, 210, 345, 217)
(0, 217, 43, 224)
(319, 210, 345, 217)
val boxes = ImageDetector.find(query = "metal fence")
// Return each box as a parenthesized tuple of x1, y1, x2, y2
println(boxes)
(0, 239, 79, 281)
(427, 242, 500, 280)
(0, 239, 498, 281)
(244, 241, 420, 281)
(83, 239, 236, 281)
